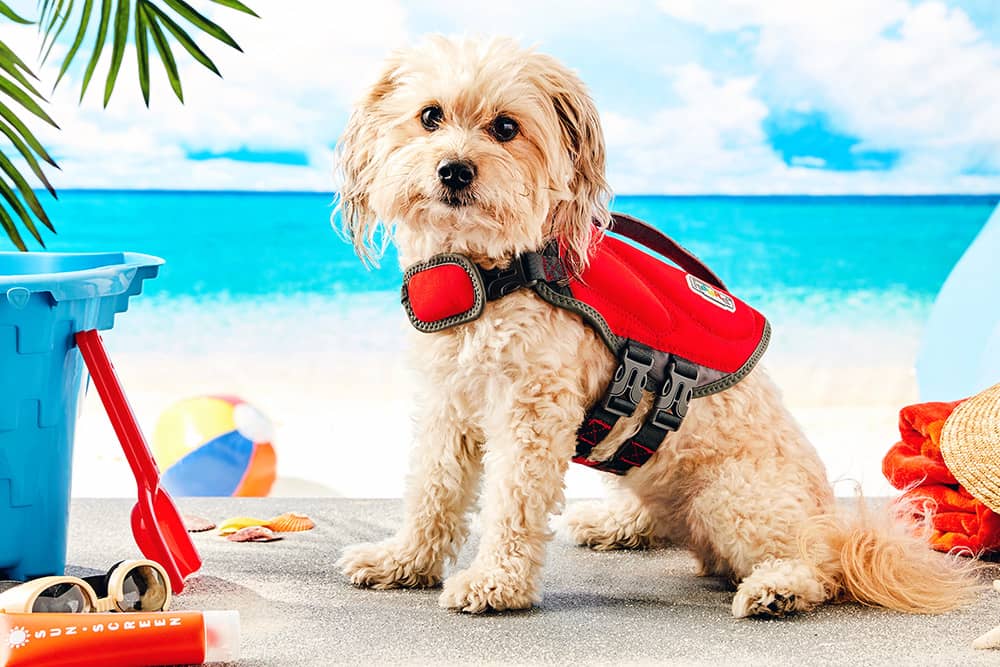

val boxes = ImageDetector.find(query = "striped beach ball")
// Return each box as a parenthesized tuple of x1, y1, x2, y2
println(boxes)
(152, 396, 277, 497)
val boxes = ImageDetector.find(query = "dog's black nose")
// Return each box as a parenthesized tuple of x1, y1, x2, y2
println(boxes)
(437, 159, 476, 191)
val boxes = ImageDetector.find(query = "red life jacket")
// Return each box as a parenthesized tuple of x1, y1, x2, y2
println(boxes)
(400, 213, 771, 475)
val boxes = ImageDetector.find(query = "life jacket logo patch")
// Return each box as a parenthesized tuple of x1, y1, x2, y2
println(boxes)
(686, 274, 736, 313)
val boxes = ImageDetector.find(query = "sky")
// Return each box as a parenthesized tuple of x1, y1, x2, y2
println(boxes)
(4, 0, 1000, 194)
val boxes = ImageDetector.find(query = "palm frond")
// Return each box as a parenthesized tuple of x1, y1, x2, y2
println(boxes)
(0, 115, 57, 196)
(142, 2, 219, 77)
(102, 0, 130, 106)
(141, 2, 183, 102)
(0, 150, 53, 235)
(208, 0, 255, 17)
(78, 0, 110, 100)
(0, 72, 58, 127)
(41, 0, 75, 64)
(53, 0, 93, 90)
(0, 0, 256, 249)
(0, 178, 45, 244)
(36, 0, 257, 107)
(0, 1, 33, 24)
(0, 101, 59, 168)
(0, 205, 28, 251)
(134, 0, 150, 104)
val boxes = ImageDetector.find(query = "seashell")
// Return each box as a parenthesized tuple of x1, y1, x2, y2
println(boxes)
(265, 512, 315, 532)
(183, 515, 216, 533)
(226, 526, 282, 543)
(217, 516, 268, 535)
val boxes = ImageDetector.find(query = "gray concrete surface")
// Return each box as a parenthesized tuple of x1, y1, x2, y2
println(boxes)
(65, 498, 1000, 666)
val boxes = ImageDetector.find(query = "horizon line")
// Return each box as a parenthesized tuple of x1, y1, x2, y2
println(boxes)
(41, 189, 1000, 200)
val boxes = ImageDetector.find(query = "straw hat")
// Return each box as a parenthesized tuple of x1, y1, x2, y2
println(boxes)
(940, 382, 1000, 514)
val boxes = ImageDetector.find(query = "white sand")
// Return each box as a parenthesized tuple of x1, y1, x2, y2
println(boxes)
(70, 297, 920, 500)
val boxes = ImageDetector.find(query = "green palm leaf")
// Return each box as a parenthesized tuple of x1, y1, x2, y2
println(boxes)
(41, 0, 75, 64)
(208, 0, 255, 17)
(1, 0, 256, 249)
(143, 2, 219, 76)
(0, 101, 59, 167)
(0, 151, 53, 232)
(53, 0, 93, 90)
(0, 41, 45, 98)
(161, 0, 241, 50)
(0, 73, 58, 126)
(102, 0, 130, 106)
(0, 116, 56, 196)
(0, 205, 28, 251)
(0, 178, 45, 244)
(141, 2, 183, 102)
(79, 0, 111, 101)
(134, 1, 150, 104)
(0, 2, 32, 24)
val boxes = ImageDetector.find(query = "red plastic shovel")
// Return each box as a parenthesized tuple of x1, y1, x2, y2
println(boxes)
(75, 329, 202, 592)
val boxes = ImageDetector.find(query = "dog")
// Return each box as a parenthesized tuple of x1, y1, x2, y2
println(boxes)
(333, 36, 979, 616)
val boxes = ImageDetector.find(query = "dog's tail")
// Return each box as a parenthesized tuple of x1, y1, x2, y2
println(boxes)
(798, 497, 985, 613)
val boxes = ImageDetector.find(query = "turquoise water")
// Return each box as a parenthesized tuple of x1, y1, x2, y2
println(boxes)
(24, 191, 998, 324)
(6, 190, 990, 363)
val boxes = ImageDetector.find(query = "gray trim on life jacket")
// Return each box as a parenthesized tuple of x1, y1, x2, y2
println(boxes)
(531, 281, 770, 399)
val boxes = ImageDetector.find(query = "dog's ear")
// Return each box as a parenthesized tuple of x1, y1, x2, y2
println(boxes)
(537, 56, 611, 274)
(334, 54, 402, 265)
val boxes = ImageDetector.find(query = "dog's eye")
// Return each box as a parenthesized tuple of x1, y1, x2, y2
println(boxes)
(420, 105, 444, 131)
(490, 115, 519, 142)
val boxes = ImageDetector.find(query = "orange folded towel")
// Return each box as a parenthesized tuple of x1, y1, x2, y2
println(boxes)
(882, 399, 1000, 554)
(882, 400, 962, 488)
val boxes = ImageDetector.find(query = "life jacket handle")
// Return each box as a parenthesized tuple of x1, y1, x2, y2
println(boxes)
(605, 213, 728, 291)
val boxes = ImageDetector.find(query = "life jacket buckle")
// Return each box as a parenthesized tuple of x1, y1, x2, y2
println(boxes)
(480, 255, 538, 300)
(649, 357, 699, 432)
(603, 342, 655, 418)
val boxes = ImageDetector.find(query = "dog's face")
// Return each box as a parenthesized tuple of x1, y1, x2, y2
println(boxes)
(336, 37, 610, 270)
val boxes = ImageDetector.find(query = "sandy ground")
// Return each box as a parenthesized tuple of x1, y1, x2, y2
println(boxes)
(70, 312, 919, 499)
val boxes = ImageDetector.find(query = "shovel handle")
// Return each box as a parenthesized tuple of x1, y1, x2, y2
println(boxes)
(76, 329, 161, 484)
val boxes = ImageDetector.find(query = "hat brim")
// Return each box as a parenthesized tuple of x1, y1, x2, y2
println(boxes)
(940, 382, 1000, 514)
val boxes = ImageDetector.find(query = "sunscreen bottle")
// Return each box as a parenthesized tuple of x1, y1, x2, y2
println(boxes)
(0, 610, 239, 667)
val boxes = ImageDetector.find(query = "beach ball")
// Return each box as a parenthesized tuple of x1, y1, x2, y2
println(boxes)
(152, 396, 277, 497)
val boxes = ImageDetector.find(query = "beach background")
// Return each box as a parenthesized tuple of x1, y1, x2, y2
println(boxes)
(3, 0, 999, 499)
(43, 191, 996, 498)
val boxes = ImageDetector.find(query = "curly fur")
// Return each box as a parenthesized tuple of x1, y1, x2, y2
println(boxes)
(333, 36, 982, 616)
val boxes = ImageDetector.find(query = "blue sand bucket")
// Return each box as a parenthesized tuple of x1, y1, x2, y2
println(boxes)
(0, 251, 162, 579)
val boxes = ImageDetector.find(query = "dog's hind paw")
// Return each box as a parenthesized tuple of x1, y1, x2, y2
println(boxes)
(337, 540, 441, 589)
(564, 500, 657, 551)
(731, 560, 826, 618)
(439, 566, 538, 613)
(732, 586, 800, 618)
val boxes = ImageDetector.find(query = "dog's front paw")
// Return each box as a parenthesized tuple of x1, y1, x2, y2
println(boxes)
(564, 500, 654, 551)
(438, 565, 538, 613)
(337, 540, 441, 589)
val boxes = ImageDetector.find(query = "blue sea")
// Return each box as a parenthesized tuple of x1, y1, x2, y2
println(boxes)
(31, 191, 999, 361)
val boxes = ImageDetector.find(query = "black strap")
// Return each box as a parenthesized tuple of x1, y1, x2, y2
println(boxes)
(478, 244, 568, 301)
(574, 341, 655, 461)
(576, 356, 699, 475)
(607, 213, 727, 290)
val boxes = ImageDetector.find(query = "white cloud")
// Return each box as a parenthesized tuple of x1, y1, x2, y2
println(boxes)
(653, 0, 1000, 190)
(3, 0, 999, 193)
(5, 1, 409, 190)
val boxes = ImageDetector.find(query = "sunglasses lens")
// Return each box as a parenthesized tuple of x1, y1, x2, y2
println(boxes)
(32, 583, 90, 613)
(119, 565, 168, 611)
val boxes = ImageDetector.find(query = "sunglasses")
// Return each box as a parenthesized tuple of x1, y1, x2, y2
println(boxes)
(0, 560, 171, 614)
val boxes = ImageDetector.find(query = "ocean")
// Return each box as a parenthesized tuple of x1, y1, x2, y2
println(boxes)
(26, 191, 998, 363)
(32, 191, 997, 498)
